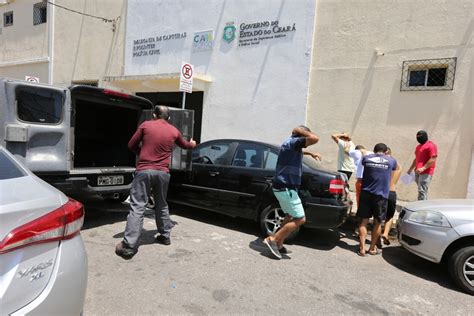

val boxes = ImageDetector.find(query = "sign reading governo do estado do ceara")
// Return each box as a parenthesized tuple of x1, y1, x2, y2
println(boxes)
(237, 20, 296, 47)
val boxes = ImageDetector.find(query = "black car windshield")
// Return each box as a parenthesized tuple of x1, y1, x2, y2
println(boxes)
(0, 149, 27, 180)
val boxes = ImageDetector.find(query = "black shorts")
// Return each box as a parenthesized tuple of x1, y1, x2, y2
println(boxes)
(386, 191, 397, 220)
(356, 190, 387, 222)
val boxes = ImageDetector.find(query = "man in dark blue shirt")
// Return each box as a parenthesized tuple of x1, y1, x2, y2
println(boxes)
(264, 126, 320, 259)
(356, 143, 398, 256)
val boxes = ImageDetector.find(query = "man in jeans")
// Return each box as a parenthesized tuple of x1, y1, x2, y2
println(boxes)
(263, 126, 320, 259)
(407, 130, 438, 200)
(116, 105, 196, 259)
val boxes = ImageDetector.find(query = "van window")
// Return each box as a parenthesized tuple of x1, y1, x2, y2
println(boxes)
(17, 89, 63, 124)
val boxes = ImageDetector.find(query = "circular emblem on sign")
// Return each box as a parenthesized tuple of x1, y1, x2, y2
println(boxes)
(223, 25, 236, 43)
(182, 64, 193, 79)
(25, 76, 39, 83)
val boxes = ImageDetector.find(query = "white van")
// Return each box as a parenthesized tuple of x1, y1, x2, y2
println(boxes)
(0, 78, 193, 201)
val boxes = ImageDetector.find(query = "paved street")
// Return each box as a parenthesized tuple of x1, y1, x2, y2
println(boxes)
(81, 199, 473, 315)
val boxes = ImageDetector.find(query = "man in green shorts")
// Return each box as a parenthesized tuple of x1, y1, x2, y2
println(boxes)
(263, 126, 320, 259)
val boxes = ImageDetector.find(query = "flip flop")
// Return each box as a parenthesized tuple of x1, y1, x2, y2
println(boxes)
(356, 249, 366, 257)
(382, 236, 391, 246)
(368, 247, 382, 255)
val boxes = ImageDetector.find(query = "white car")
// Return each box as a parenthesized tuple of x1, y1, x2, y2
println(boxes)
(398, 199, 474, 295)
(0, 146, 88, 314)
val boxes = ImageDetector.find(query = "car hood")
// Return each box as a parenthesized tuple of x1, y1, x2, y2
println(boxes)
(404, 199, 474, 221)
(404, 199, 474, 212)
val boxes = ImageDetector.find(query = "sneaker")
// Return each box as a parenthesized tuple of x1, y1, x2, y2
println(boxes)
(279, 246, 292, 255)
(115, 241, 136, 259)
(263, 238, 282, 259)
(155, 235, 171, 245)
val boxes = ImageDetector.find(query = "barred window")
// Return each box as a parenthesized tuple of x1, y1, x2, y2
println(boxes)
(33, 2, 47, 25)
(4, 11, 13, 27)
(401, 58, 457, 91)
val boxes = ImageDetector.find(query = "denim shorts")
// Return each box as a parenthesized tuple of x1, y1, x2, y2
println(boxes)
(272, 188, 305, 219)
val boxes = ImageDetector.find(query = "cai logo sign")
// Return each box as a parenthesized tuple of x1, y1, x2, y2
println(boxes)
(193, 30, 214, 51)
(223, 23, 236, 43)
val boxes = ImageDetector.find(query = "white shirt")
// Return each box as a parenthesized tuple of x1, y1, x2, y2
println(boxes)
(349, 149, 373, 179)
(337, 139, 355, 172)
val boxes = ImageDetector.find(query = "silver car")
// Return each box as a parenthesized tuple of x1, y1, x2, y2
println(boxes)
(0, 146, 88, 314)
(398, 199, 474, 295)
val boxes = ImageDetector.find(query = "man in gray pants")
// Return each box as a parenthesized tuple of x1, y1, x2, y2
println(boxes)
(407, 130, 438, 200)
(116, 105, 196, 259)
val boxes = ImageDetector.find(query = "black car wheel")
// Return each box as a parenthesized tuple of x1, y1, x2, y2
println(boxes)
(259, 204, 299, 241)
(448, 246, 474, 295)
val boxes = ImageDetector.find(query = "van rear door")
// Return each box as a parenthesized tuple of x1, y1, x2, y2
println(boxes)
(169, 108, 194, 171)
(3, 81, 70, 173)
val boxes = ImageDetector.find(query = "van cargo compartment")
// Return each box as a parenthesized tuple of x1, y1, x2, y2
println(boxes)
(73, 98, 141, 168)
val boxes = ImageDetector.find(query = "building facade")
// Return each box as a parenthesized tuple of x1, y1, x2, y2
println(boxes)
(1, 0, 473, 200)
(0, 0, 125, 85)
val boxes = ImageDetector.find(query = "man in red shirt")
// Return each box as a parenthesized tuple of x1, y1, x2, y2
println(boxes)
(116, 105, 196, 259)
(407, 130, 438, 200)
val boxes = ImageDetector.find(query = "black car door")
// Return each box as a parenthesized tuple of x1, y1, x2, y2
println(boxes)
(169, 140, 234, 211)
(218, 142, 277, 219)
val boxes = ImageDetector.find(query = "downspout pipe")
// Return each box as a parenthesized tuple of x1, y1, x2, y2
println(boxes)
(48, 0, 55, 84)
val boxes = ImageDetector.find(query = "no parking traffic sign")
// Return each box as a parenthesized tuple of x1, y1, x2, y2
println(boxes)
(25, 76, 40, 83)
(179, 62, 193, 93)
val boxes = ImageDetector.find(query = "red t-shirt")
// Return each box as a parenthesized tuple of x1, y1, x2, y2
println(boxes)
(128, 119, 195, 172)
(415, 141, 438, 175)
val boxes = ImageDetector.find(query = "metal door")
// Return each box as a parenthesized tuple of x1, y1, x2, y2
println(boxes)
(3, 80, 70, 173)
(169, 108, 194, 171)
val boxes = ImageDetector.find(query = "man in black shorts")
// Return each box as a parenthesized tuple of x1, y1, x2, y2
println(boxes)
(356, 143, 398, 256)
(381, 147, 401, 246)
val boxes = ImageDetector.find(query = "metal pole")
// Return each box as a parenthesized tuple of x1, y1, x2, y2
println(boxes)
(182, 92, 186, 109)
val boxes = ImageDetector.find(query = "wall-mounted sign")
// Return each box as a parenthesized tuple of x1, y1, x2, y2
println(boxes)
(131, 32, 186, 58)
(179, 62, 194, 93)
(237, 20, 296, 47)
(25, 76, 39, 83)
(193, 30, 214, 51)
(223, 23, 236, 43)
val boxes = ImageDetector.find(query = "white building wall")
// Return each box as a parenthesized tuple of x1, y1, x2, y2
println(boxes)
(125, 0, 316, 144)
(0, 0, 49, 82)
(52, 0, 126, 86)
(0, 0, 126, 85)
(307, 0, 473, 200)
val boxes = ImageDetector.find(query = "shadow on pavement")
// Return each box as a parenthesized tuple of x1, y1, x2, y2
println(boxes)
(168, 203, 261, 238)
(381, 246, 463, 294)
(80, 196, 130, 230)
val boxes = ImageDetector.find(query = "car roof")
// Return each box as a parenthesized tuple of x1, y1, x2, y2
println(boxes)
(200, 138, 280, 150)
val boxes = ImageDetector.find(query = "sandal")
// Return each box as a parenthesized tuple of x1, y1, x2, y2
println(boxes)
(368, 247, 382, 255)
(356, 249, 366, 257)
(382, 236, 391, 246)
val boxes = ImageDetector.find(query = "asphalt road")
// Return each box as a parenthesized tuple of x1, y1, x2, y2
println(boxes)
(81, 198, 473, 315)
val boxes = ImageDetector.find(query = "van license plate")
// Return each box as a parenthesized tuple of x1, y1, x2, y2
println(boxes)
(98, 175, 124, 186)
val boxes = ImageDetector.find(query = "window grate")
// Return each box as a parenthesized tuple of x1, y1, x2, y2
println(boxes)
(33, 2, 47, 25)
(401, 57, 456, 91)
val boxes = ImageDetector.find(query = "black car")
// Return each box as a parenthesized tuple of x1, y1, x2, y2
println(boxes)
(168, 139, 352, 237)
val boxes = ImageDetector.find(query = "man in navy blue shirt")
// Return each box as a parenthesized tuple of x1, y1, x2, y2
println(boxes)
(356, 143, 398, 256)
(264, 126, 320, 259)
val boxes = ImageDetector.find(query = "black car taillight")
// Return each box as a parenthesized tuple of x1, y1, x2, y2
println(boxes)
(329, 179, 345, 195)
